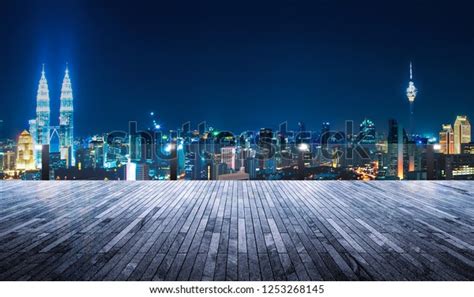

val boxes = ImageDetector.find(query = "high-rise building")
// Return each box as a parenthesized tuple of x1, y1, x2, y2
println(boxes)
(436, 154, 474, 179)
(59, 64, 75, 167)
(125, 161, 150, 181)
(453, 115, 471, 154)
(296, 121, 310, 145)
(244, 157, 257, 179)
(386, 119, 408, 179)
(221, 146, 236, 171)
(136, 163, 150, 180)
(3, 150, 16, 175)
(15, 130, 36, 171)
(462, 143, 474, 154)
(439, 124, 455, 154)
(406, 62, 418, 137)
(89, 136, 106, 169)
(41, 144, 50, 180)
(258, 128, 273, 170)
(321, 122, 330, 144)
(32, 64, 51, 168)
(358, 118, 376, 144)
(28, 119, 37, 149)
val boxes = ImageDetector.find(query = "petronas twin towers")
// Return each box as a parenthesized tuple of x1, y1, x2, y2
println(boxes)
(30, 64, 75, 168)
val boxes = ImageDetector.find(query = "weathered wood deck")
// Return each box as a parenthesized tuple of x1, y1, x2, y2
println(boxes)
(0, 181, 473, 281)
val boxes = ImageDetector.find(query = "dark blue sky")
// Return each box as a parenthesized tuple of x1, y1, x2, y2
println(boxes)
(1, 0, 473, 138)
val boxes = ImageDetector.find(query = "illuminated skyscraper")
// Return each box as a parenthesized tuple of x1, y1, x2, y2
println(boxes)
(59, 64, 75, 166)
(3, 151, 16, 175)
(28, 119, 37, 147)
(453, 115, 471, 154)
(33, 64, 51, 168)
(258, 128, 273, 170)
(387, 119, 408, 179)
(296, 121, 310, 145)
(439, 124, 455, 154)
(406, 62, 418, 137)
(321, 122, 330, 143)
(358, 118, 376, 144)
(16, 130, 36, 171)
(221, 147, 236, 171)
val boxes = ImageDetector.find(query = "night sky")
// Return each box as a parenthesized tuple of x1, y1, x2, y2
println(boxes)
(1, 0, 473, 138)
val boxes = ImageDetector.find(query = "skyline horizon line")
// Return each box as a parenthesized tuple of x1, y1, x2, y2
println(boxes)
(2, 115, 472, 141)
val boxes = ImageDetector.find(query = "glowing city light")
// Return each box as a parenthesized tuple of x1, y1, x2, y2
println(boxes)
(406, 62, 418, 102)
(298, 143, 310, 152)
(406, 82, 417, 102)
(126, 161, 137, 181)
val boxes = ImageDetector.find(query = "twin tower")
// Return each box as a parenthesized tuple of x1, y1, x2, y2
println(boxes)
(29, 64, 75, 168)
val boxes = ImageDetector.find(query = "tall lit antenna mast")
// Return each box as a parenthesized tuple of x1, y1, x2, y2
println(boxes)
(406, 62, 418, 137)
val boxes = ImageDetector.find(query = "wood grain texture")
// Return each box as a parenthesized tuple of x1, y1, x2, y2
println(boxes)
(0, 181, 473, 281)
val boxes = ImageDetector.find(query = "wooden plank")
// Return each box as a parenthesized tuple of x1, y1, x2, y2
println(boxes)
(0, 181, 472, 281)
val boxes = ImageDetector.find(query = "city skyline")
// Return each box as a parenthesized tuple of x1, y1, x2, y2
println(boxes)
(2, 85, 472, 181)
(1, 1, 474, 138)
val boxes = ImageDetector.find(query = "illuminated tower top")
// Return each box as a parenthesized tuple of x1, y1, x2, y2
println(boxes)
(406, 62, 418, 102)
(36, 64, 50, 115)
(60, 63, 74, 122)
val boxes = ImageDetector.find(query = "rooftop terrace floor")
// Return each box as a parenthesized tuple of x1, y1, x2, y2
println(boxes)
(0, 181, 473, 281)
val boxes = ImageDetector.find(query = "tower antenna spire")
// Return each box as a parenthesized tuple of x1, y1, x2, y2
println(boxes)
(406, 61, 418, 138)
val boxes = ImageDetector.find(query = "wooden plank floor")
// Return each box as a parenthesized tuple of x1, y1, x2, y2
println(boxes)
(0, 181, 473, 281)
